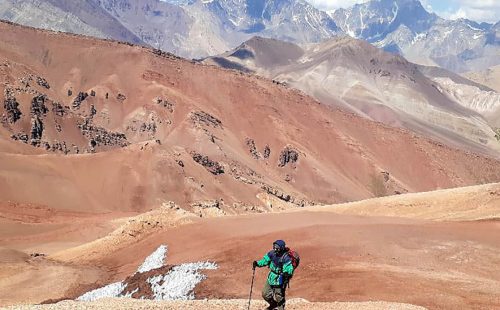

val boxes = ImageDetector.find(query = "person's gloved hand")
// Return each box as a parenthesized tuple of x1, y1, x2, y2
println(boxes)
(252, 261, 258, 269)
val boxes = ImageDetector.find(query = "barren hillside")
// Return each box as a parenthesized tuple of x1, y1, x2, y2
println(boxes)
(2, 21, 500, 218)
(1, 21, 500, 310)
(464, 65, 500, 93)
(205, 36, 500, 156)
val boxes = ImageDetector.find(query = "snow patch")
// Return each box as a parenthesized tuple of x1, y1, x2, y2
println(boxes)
(390, 2, 399, 24)
(137, 245, 168, 273)
(148, 262, 218, 300)
(77, 282, 126, 302)
(76, 245, 218, 302)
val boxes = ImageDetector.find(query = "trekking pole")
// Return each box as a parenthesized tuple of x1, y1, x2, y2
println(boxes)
(247, 267, 256, 310)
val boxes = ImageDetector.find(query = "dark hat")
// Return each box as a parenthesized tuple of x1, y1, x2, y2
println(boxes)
(273, 240, 286, 250)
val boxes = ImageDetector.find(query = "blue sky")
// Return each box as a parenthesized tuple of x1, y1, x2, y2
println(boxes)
(306, 0, 500, 23)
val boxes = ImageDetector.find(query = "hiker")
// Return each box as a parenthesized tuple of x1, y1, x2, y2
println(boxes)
(252, 240, 294, 310)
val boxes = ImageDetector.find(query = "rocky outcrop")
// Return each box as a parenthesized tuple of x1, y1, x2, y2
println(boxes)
(262, 185, 292, 202)
(190, 111, 222, 128)
(141, 122, 157, 133)
(272, 79, 288, 87)
(11, 133, 29, 143)
(72, 92, 88, 109)
(152, 49, 181, 60)
(30, 116, 43, 146)
(17, 74, 50, 89)
(278, 147, 299, 167)
(90, 104, 97, 117)
(126, 111, 163, 139)
(190, 199, 226, 217)
(79, 120, 129, 149)
(263, 145, 271, 159)
(245, 138, 260, 159)
(261, 185, 309, 207)
(36, 76, 50, 89)
(3, 88, 22, 123)
(381, 171, 390, 182)
(31, 95, 48, 117)
(156, 97, 174, 113)
(117, 93, 126, 101)
(49, 141, 70, 154)
(191, 152, 224, 175)
(27, 95, 48, 146)
(51, 102, 67, 117)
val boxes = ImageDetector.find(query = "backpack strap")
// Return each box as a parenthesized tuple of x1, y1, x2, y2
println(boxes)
(278, 251, 291, 272)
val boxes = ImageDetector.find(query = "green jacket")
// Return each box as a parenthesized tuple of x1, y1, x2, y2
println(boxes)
(256, 250, 294, 286)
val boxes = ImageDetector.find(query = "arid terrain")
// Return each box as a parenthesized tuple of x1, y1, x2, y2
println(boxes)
(204, 36, 500, 156)
(1, 184, 499, 309)
(464, 65, 500, 93)
(1, 21, 500, 310)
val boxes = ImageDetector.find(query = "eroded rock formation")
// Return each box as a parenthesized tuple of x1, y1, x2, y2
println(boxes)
(36, 76, 50, 89)
(245, 138, 260, 159)
(278, 147, 299, 167)
(11, 133, 28, 143)
(72, 92, 88, 109)
(31, 95, 48, 116)
(192, 152, 224, 175)
(3, 88, 21, 123)
(156, 97, 174, 113)
(30, 116, 43, 146)
(263, 145, 271, 159)
(51, 102, 66, 117)
(79, 119, 129, 149)
(262, 185, 309, 207)
(190, 111, 222, 128)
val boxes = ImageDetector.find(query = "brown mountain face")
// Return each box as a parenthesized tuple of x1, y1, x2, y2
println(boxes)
(2, 21, 500, 309)
(204, 36, 500, 157)
(1, 20, 500, 217)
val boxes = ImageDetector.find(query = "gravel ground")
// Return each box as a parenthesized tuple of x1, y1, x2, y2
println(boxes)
(6, 298, 427, 310)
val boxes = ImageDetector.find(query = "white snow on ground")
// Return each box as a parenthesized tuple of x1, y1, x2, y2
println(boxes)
(76, 245, 218, 302)
(148, 262, 218, 300)
(137, 245, 168, 273)
(76, 282, 126, 302)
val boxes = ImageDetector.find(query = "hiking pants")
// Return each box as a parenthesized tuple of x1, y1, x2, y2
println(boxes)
(262, 281, 286, 309)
